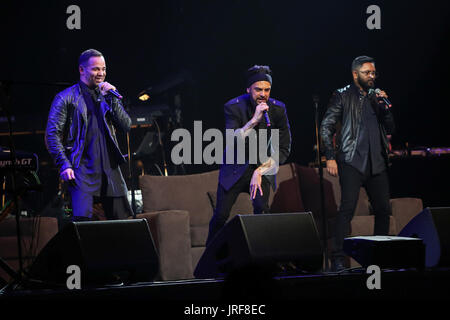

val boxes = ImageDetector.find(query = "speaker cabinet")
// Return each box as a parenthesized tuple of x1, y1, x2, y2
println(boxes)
(343, 236, 425, 269)
(29, 219, 159, 286)
(194, 212, 323, 278)
(399, 207, 450, 267)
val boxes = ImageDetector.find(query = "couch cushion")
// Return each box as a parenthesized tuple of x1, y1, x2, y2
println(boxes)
(297, 166, 338, 239)
(191, 225, 210, 248)
(390, 198, 423, 233)
(139, 170, 219, 226)
(191, 247, 206, 274)
(0, 216, 58, 255)
(0, 216, 58, 282)
(270, 163, 306, 213)
(135, 210, 194, 280)
(355, 192, 371, 216)
(350, 215, 397, 236)
(207, 191, 254, 218)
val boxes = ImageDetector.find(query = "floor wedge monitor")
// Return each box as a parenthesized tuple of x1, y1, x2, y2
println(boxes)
(344, 236, 425, 270)
(399, 207, 450, 267)
(28, 219, 159, 286)
(195, 212, 323, 278)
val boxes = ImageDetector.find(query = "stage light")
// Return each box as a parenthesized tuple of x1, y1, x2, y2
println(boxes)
(138, 93, 150, 101)
(138, 86, 152, 101)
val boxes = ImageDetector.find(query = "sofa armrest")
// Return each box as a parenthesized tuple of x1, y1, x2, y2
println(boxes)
(390, 198, 423, 234)
(133, 210, 193, 281)
(0, 216, 58, 282)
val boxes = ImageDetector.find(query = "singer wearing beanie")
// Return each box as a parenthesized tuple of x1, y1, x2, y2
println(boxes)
(206, 65, 292, 245)
(45, 49, 133, 222)
(320, 55, 396, 272)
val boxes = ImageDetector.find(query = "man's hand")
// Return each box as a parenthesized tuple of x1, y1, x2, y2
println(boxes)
(251, 102, 269, 125)
(61, 168, 76, 181)
(375, 89, 388, 99)
(326, 160, 338, 177)
(250, 169, 263, 199)
(98, 82, 117, 96)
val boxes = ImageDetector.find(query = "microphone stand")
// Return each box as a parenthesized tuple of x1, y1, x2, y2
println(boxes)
(153, 119, 168, 176)
(126, 132, 137, 218)
(313, 94, 329, 272)
(123, 96, 137, 219)
(0, 80, 23, 282)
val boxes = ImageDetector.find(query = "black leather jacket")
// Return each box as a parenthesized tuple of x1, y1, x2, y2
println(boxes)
(320, 83, 395, 163)
(45, 83, 131, 173)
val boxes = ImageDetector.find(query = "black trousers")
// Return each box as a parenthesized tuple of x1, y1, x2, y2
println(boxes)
(68, 183, 132, 222)
(206, 166, 271, 245)
(332, 161, 391, 260)
(67, 170, 132, 221)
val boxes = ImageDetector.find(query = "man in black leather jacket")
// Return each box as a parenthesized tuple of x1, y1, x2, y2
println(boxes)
(320, 56, 395, 271)
(45, 49, 132, 221)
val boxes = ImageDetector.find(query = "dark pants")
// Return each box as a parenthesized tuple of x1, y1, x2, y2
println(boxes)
(206, 166, 271, 245)
(332, 161, 391, 260)
(69, 185, 132, 221)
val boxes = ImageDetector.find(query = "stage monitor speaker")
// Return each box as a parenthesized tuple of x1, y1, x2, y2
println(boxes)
(194, 212, 323, 279)
(28, 219, 159, 286)
(398, 207, 450, 267)
(343, 236, 425, 269)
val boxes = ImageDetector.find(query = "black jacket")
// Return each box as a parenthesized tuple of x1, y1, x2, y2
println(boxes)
(320, 83, 395, 163)
(45, 83, 131, 173)
(219, 94, 291, 191)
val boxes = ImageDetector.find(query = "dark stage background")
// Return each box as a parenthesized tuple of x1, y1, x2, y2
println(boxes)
(1, 0, 449, 211)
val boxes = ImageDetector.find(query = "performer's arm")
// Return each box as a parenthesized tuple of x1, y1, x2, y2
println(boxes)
(45, 94, 75, 180)
(226, 102, 269, 137)
(320, 91, 343, 177)
(108, 97, 132, 132)
(250, 104, 291, 198)
(255, 104, 291, 177)
(375, 89, 395, 135)
(100, 82, 132, 132)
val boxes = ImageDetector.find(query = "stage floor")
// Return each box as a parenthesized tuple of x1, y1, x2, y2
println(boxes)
(2, 267, 450, 303)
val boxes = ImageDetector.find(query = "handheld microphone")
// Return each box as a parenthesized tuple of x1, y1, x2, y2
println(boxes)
(263, 110, 271, 127)
(99, 82, 123, 100)
(374, 88, 392, 108)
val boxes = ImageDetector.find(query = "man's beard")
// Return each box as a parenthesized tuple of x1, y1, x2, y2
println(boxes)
(251, 96, 267, 107)
(357, 76, 375, 91)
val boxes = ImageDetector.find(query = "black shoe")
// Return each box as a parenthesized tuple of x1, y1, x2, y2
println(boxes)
(276, 262, 287, 273)
(276, 262, 297, 274)
(331, 258, 346, 272)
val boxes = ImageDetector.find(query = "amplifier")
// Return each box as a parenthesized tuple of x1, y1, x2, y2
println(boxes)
(343, 236, 425, 270)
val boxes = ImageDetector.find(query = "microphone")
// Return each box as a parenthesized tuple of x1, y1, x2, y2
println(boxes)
(263, 110, 271, 127)
(374, 88, 392, 109)
(99, 82, 123, 100)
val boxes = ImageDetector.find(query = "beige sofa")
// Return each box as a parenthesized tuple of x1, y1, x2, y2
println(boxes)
(0, 163, 422, 284)
(138, 163, 423, 280)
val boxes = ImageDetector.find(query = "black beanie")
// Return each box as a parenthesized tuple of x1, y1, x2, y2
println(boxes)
(246, 65, 272, 88)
